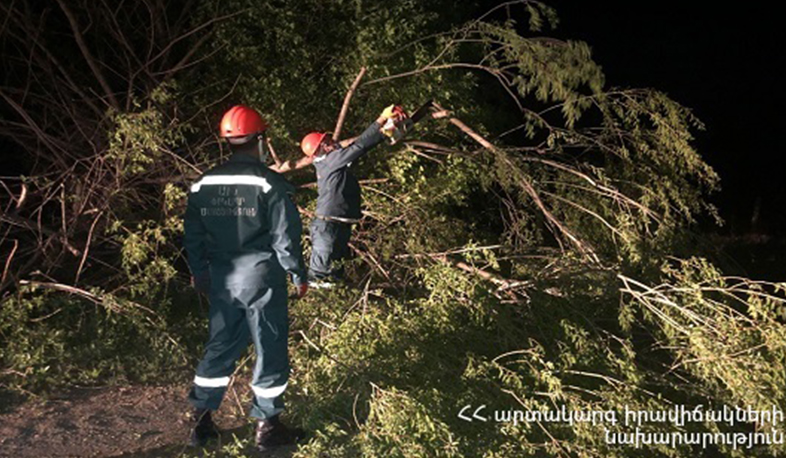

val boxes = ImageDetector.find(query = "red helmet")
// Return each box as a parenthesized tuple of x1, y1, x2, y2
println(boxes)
(301, 132, 328, 157)
(219, 105, 268, 138)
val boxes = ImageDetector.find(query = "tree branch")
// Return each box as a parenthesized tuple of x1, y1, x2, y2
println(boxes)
(0, 214, 81, 256)
(55, 0, 120, 109)
(433, 102, 600, 263)
(333, 67, 366, 141)
(1, 239, 18, 286)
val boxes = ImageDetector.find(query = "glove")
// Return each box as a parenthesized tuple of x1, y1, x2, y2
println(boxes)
(296, 282, 309, 298)
(379, 104, 402, 121)
(191, 272, 210, 295)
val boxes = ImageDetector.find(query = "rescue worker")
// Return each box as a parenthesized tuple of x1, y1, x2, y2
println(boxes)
(183, 105, 308, 451)
(299, 105, 404, 287)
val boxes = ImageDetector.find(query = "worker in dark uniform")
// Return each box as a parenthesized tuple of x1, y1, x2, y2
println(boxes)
(183, 105, 308, 451)
(299, 105, 404, 287)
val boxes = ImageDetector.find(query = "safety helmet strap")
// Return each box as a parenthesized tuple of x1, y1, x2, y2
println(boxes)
(258, 134, 269, 163)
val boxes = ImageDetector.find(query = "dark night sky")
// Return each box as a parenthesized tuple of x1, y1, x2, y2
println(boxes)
(545, 1, 785, 235)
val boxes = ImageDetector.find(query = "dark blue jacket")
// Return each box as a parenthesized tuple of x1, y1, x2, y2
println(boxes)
(184, 153, 307, 288)
(314, 122, 384, 219)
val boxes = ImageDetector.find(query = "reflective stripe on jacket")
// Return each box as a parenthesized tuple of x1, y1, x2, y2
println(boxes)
(184, 153, 307, 288)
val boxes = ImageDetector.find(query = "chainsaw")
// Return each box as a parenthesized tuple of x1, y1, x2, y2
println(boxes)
(380, 100, 434, 145)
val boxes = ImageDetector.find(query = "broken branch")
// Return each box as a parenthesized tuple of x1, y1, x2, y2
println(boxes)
(433, 102, 600, 264)
(333, 67, 367, 141)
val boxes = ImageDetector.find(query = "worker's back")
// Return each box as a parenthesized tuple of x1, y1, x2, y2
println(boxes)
(185, 153, 305, 289)
(313, 122, 384, 219)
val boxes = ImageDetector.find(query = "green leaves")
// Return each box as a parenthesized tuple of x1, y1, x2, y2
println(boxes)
(474, 22, 605, 124)
(107, 93, 182, 178)
(6, 3, 776, 457)
(622, 258, 786, 417)
(525, 1, 559, 32)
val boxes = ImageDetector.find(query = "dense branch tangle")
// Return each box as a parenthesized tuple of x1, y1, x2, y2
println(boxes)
(0, 0, 715, 302)
(0, 0, 233, 294)
(351, 2, 715, 288)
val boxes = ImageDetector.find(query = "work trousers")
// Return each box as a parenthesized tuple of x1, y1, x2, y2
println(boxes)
(188, 283, 289, 419)
(309, 218, 352, 281)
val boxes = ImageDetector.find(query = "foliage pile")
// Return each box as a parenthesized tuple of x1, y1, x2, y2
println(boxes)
(1, 1, 784, 456)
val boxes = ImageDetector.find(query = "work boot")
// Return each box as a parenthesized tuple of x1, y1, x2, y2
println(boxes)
(189, 408, 219, 447)
(255, 415, 306, 452)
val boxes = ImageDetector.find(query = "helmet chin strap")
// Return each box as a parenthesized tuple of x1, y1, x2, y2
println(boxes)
(258, 134, 269, 163)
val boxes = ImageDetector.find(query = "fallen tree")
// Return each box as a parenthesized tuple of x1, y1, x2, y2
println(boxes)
(1, 2, 783, 457)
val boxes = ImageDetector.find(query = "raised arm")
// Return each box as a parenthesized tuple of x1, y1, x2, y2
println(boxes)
(328, 120, 385, 169)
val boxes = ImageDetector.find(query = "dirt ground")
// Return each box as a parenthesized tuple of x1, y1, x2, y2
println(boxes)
(0, 384, 297, 457)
